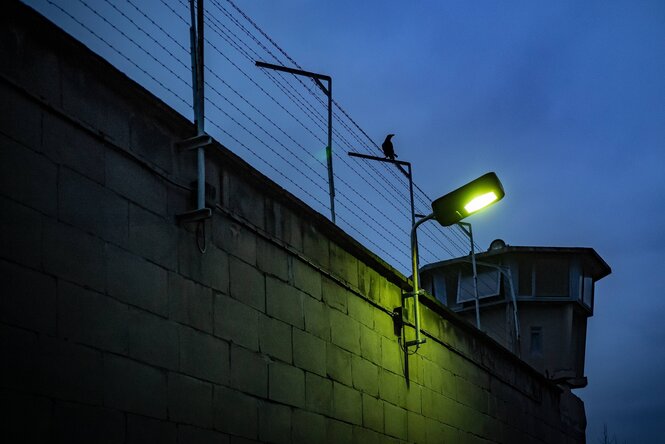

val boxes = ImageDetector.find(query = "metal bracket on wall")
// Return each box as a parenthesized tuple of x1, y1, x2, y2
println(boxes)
(175, 134, 213, 224)
(401, 289, 427, 347)
(176, 134, 212, 152)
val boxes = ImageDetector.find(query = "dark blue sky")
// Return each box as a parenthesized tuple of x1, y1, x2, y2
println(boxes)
(26, 0, 665, 441)
(236, 2, 665, 440)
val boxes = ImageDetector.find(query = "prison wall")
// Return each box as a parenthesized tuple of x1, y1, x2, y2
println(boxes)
(0, 3, 586, 443)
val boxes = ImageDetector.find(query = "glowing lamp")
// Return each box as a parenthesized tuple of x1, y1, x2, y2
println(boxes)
(431, 172, 505, 227)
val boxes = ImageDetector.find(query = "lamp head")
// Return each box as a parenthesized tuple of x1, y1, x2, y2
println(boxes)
(431, 172, 505, 226)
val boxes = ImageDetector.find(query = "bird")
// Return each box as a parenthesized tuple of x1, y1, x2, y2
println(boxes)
(382, 134, 397, 160)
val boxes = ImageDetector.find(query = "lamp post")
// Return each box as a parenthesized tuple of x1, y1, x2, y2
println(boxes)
(405, 172, 505, 349)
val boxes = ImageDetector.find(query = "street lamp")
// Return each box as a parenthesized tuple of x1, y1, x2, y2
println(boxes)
(405, 172, 505, 349)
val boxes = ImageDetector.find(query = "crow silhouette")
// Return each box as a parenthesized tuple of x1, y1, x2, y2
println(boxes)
(382, 134, 397, 160)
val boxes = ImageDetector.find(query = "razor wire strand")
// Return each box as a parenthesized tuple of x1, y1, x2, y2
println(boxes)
(218, 0, 480, 255)
(45, 0, 474, 271)
(159, 2, 418, 261)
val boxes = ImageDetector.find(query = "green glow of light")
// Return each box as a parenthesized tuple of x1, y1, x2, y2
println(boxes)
(464, 191, 498, 213)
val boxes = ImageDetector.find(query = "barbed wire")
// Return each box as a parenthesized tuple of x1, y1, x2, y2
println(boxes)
(35, 0, 484, 273)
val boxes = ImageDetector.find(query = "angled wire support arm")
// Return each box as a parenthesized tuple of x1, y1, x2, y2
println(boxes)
(256, 60, 336, 224)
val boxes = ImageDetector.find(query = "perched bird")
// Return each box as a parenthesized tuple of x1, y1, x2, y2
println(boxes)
(382, 134, 397, 160)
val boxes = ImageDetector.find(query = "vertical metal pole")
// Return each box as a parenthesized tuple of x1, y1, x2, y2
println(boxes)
(196, 0, 206, 209)
(507, 268, 520, 348)
(409, 213, 434, 347)
(326, 80, 335, 223)
(468, 225, 481, 330)
(407, 163, 420, 289)
(188, 0, 198, 120)
(407, 164, 415, 227)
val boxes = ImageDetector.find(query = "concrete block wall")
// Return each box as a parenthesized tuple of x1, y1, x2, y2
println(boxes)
(1, 3, 585, 443)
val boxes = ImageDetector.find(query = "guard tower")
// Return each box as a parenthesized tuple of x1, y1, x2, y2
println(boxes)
(420, 240, 611, 388)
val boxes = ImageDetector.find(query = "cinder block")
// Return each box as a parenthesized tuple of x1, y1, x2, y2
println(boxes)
(379, 279, 402, 313)
(347, 294, 375, 329)
(423, 359, 444, 394)
(58, 281, 129, 354)
(213, 385, 259, 439)
(266, 276, 304, 329)
(106, 147, 167, 216)
(258, 401, 291, 444)
(381, 336, 403, 374)
(264, 201, 303, 252)
(421, 388, 435, 420)
(43, 219, 106, 291)
(329, 242, 358, 288)
(322, 276, 347, 313)
(431, 391, 458, 426)
(292, 409, 327, 444)
(383, 401, 407, 440)
(227, 172, 265, 230)
(332, 381, 362, 425)
(230, 344, 267, 398)
(351, 355, 379, 396)
(425, 417, 459, 444)
(357, 261, 380, 303)
(127, 414, 177, 444)
(179, 326, 229, 384)
(214, 217, 257, 265)
(38, 336, 103, 405)
(178, 231, 230, 293)
(128, 308, 178, 370)
(103, 353, 167, 419)
(128, 114, 173, 174)
(0, 196, 42, 269)
(326, 344, 352, 386)
(378, 369, 407, 408)
(293, 328, 326, 377)
(362, 393, 384, 433)
(0, 389, 53, 443)
(408, 410, 428, 443)
(167, 372, 213, 428)
(373, 309, 395, 338)
(0, 259, 56, 335)
(305, 372, 332, 416)
(359, 324, 381, 364)
(169, 272, 213, 333)
(214, 292, 259, 351)
(0, 85, 42, 151)
(460, 379, 489, 415)
(61, 63, 131, 148)
(405, 382, 422, 414)
(230, 257, 265, 312)
(326, 418, 352, 444)
(43, 112, 105, 184)
(106, 243, 168, 317)
(256, 237, 288, 281)
(177, 424, 231, 444)
(53, 400, 125, 443)
(58, 168, 129, 245)
(269, 361, 305, 408)
(229, 437, 261, 444)
(329, 308, 361, 354)
(129, 203, 177, 270)
(303, 296, 330, 341)
(0, 324, 39, 393)
(292, 259, 321, 300)
(259, 314, 292, 363)
(351, 426, 383, 444)
(302, 222, 329, 269)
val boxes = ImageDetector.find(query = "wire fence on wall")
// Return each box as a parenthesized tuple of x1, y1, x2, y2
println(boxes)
(28, 0, 481, 276)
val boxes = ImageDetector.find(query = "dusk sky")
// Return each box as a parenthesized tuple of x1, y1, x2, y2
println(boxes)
(24, 0, 665, 441)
